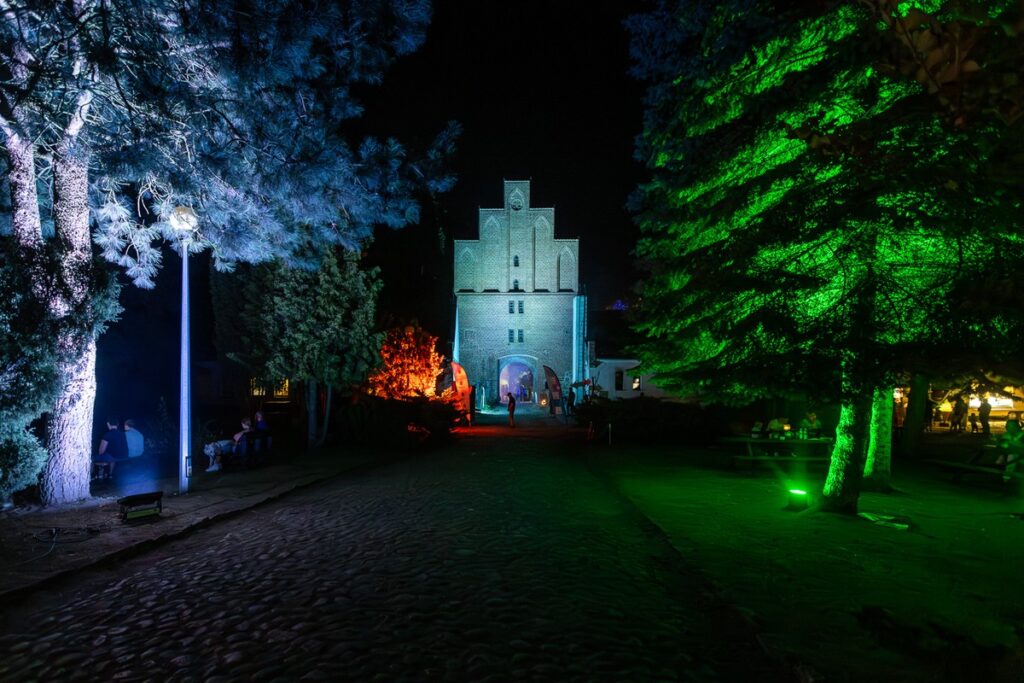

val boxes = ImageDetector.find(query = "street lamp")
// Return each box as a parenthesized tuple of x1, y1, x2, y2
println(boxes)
(169, 206, 198, 494)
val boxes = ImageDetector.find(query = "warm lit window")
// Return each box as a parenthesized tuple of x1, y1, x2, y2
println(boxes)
(517, 329, 524, 343)
(518, 300, 524, 314)
(508, 300, 515, 314)
(614, 370, 624, 391)
(513, 255, 520, 267)
(508, 329, 514, 343)
(632, 376, 641, 391)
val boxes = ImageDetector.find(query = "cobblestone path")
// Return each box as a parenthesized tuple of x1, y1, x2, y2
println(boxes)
(0, 440, 779, 682)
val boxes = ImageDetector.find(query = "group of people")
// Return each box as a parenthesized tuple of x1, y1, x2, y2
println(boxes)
(929, 395, 992, 435)
(203, 411, 270, 473)
(753, 412, 823, 438)
(504, 386, 578, 428)
(92, 418, 145, 480)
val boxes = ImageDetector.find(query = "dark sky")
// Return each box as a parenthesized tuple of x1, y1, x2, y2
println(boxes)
(362, 0, 646, 337)
(97, 1, 646, 421)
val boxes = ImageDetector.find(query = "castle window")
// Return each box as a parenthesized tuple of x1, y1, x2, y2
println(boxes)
(518, 300, 524, 314)
(508, 329, 514, 343)
(513, 279, 520, 291)
(614, 370, 624, 391)
(513, 255, 520, 267)
(508, 300, 515, 314)
(517, 329, 524, 343)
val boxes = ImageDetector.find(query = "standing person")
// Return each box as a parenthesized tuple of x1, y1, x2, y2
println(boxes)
(93, 418, 129, 479)
(950, 395, 967, 433)
(254, 410, 269, 432)
(979, 397, 992, 435)
(124, 419, 145, 458)
(567, 387, 576, 416)
(507, 392, 516, 428)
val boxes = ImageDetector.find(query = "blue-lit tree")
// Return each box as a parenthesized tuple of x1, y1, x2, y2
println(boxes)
(1, 1, 454, 504)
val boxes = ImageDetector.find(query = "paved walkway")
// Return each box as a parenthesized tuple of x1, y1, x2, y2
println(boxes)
(0, 449, 379, 606)
(0, 426, 782, 682)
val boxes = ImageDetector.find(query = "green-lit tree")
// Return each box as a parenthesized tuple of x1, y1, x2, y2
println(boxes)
(215, 249, 383, 447)
(628, 1, 1024, 512)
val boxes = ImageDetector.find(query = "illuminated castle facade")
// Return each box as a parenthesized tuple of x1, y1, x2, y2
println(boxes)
(453, 180, 588, 404)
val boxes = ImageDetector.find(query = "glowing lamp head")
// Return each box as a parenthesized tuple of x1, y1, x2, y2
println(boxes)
(169, 205, 198, 232)
(786, 488, 810, 510)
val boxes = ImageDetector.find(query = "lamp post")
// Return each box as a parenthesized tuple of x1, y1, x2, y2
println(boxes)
(169, 206, 198, 494)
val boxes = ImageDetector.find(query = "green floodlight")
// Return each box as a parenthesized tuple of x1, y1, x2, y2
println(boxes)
(786, 488, 810, 510)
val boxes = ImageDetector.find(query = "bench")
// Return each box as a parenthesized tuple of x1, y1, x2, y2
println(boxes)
(226, 431, 273, 468)
(924, 458, 1022, 484)
(732, 455, 830, 467)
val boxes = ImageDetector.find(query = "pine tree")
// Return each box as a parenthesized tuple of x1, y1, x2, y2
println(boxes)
(628, 1, 1024, 512)
(218, 249, 383, 447)
(1, 1, 453, 503)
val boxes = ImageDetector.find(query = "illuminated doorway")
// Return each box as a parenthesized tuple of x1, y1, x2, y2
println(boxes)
(500, 360, 534, 403)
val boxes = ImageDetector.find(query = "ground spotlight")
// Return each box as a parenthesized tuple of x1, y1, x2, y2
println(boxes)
(786, 488, 810, 511)
(118, 491, 163, 522)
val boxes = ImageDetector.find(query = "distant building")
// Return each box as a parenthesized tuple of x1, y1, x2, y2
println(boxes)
(453, 180, 588, 403)
(587, 309, 669, 400)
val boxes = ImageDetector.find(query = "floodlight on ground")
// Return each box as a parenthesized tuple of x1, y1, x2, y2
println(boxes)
(786, 488, 810, 511)
(118, 491, 163, 522)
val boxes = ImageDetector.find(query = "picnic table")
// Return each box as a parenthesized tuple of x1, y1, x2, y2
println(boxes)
(718, 436, 833, 466)
(925, 444, 1022, 484)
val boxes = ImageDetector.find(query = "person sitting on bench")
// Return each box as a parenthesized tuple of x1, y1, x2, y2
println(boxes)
(93, 418, 129, 479)
(995, 420, 1024, 474)
(206, 418, 252, 473)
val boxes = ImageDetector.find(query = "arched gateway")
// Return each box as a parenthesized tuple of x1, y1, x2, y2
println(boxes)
(451, 180, 589, 404)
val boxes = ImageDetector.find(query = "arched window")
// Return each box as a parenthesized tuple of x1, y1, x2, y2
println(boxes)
(513, 255, 520, 267)
(513, 279, 519, 291)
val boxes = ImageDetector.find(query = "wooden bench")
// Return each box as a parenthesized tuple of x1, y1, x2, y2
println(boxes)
(732, 455, 830, 468)
(719, 436, 833, 468)
(924, 458, 1022, 484)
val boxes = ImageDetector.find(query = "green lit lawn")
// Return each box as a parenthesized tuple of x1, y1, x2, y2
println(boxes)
(590, 445, 1024, 682)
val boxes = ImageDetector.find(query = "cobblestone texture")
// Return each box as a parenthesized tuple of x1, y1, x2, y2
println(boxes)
(0, 444, 777, 682)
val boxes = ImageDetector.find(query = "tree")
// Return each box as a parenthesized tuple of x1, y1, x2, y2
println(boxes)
(366, 326, 444, 400)
(628, 1, 1024, 512)
(1, 1, 453, 503)
(216, 249, 383, 447)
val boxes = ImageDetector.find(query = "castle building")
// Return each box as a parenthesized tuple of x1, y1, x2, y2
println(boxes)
(453, 180, 588, 404)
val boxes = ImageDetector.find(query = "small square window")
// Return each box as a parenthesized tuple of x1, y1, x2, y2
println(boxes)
(632, 376, 641, 391)
(508, 329, 514, 343)
(517, 329, 524, 343)
(518, 300, 524, 314)
(508, 300, 514, 314)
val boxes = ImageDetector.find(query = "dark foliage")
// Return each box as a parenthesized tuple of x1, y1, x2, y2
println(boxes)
(334, 393, 457, 450)
(574, 397, 717, 447)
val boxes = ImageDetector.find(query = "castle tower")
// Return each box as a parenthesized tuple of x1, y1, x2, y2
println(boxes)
(453, 180, 588, 405)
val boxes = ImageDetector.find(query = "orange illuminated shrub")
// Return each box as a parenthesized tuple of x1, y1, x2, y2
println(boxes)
(366, 326, 444, 399)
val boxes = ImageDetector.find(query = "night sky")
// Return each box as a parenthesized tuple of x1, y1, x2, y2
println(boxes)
(361, 0, 645, 334)
(98, 1, 644, 420)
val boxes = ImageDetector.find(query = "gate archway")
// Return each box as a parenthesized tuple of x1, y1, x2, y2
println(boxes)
(498, 356, 537, 403)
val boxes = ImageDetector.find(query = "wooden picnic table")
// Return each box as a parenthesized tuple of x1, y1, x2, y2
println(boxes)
(718, 436, 833, 465)
(925, 443, 1022, 484)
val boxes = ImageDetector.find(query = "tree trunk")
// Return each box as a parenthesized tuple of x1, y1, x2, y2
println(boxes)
(863, 385, 894, 492)
(306, 379, 319, 449)
(316, 384, 333, 448)
(41, 338, 96, 504)
(821, 393, 873, 514)
(41, 150, 96, 505)
(900, 373, 929, 457)
(5, 132, 43, 249)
